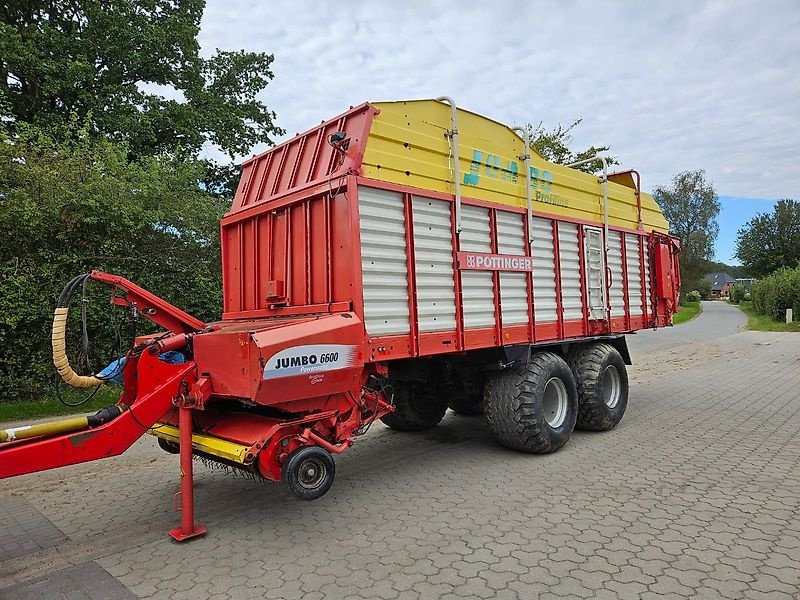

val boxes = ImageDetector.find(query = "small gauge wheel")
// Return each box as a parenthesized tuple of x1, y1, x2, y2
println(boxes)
(282, 446, 335, 500)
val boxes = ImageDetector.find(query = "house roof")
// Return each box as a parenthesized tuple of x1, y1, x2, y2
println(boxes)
(707, 272, 736, 291)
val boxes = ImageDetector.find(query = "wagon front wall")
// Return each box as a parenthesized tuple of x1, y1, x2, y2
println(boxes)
(355, 180, 656, 364)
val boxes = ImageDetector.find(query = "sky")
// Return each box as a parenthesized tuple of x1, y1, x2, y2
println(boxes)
(197, 0, 799, 263)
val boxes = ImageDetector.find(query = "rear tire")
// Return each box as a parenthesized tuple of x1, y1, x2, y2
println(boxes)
(381, 382, 447, 431)
(569, 343, 629, 431)
(484, 351, 578, 453)
(445, 369, 486, 416)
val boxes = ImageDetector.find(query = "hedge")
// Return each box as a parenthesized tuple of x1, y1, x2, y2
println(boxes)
(751, 265, 800, 322)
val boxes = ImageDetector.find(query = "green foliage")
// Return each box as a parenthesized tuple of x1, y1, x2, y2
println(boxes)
(683, 277, 711, 301)
(673, 301, 701, 325)
(729, 283, 748, 304)
(686, 290, 702, 303)
(0, 386, 120, 423)
(0, 122, 227, 400)
(751, 265, 800, 322)
(735, 199, 800, 278)
(526, 119, 618, 174)
(0, 0, 283, 162)
(736, 300, 800, 333)
(653, 170, 720, 292)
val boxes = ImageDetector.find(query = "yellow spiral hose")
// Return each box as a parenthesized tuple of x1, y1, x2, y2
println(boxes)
(52, 307, 102, 388)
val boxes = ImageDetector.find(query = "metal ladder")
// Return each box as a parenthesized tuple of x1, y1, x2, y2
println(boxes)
(584, 227, 607, 320)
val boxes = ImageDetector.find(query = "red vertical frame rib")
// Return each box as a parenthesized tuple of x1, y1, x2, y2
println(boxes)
(403, 193, 420, 356)
(265, 212, 273, 294)
(489, 210, 502, 345)
(285, 208, 292, 305)
(620, 233, 631, 331)
(324, 194, 332, 303)
(552, 220, 563, 339)
(523, 215, 535, 343)
(450, 196, 465, 351)
(251, 217, 259, 310)
(577, 225, 590, 337)
(237, 221, 245, 313)
(638, 234, 648, 325)
(304, 201, 311, 306)
(346, 175, 366, 326)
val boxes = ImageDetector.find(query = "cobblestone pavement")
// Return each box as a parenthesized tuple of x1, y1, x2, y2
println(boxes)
(2, 302, 799, 599)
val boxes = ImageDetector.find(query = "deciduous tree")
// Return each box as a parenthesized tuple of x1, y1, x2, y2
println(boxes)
(653, 170, 720, 293)
(0, 0, 283, 162)
(735, 199, 800, 277)
(526, 119, 618, 174)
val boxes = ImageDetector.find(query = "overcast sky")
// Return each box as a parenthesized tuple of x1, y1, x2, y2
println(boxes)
(199, 0, 799, 261)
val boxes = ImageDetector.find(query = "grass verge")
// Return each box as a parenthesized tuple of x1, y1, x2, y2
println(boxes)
(673, 301, 702, 325)
(0, 386, 120, 424)
(736, 301, 800, 332)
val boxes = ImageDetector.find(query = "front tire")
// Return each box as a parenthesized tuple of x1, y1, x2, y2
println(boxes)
(484, 351, 578, 453)
(381, 382, 447, 431)
(283, 446, 335, 500)
(569, 343, 629, 431)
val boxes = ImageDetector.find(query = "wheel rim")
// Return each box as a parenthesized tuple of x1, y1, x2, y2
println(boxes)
(543, 377, 568, 428)
(603, 365, 621, 409)
(297, 457, 326, 489)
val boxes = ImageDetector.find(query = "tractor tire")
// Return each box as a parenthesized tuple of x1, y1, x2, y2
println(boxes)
(446, 371, 486, 416)
(484, 351, 578, 453)
(283, 446, 335, 500)
(569, 343, 629, 431)
(381, 382, 447, 432)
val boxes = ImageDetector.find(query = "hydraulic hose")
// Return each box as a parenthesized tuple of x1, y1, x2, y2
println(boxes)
(0, 405, 122, 443)
(52, 274, 103, 388)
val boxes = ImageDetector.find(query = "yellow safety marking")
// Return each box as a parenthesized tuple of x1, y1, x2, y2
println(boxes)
(148, 424, 250, 464)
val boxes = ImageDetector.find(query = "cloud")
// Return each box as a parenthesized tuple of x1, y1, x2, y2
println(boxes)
(198, 0, 800, 199)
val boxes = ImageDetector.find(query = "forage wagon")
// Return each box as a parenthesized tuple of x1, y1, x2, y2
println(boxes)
(1, 98, 680, 540)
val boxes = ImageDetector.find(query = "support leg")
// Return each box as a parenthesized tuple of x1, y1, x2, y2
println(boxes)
(168, 403, 207, 542)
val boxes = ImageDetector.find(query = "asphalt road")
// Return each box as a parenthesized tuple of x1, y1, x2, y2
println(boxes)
(627, 301, 747, 355)
(2, 301, 799, 599)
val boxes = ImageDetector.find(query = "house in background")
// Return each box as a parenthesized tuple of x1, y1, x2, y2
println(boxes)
(707, 272, 736, 299)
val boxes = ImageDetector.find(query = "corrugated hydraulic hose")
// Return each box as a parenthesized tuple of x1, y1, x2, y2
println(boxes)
(52, 307, 102, 388)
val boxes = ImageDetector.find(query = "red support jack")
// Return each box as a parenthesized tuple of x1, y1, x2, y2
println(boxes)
(169, 399, 207, 542)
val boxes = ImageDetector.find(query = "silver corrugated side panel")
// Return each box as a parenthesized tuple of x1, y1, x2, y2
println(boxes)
(496, 211, 529, 325)
(531, 218, 558, 323)
(608, 231, 625, 318)
(558, 222, 583, 321)
(625, 234, 644, 317)
(643, 242, 652, 316)
(460, 204, 496, 329)
(412, 197, 457, 332)
(358, 186, 411, 336)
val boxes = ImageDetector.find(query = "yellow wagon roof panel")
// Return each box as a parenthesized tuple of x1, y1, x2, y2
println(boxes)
(361, 99, 668, 233)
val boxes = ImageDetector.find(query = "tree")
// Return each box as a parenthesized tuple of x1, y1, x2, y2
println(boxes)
(0, 0, 283, 162)
(526, 119, 618, 174)
(735, 199, 800, 277)
(0, 121, 227, 399)
(653, 170, 720, 294)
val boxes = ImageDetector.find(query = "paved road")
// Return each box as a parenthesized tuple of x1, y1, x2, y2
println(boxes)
(627, 301, 747, 355)
(2, 303, 800, 599)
